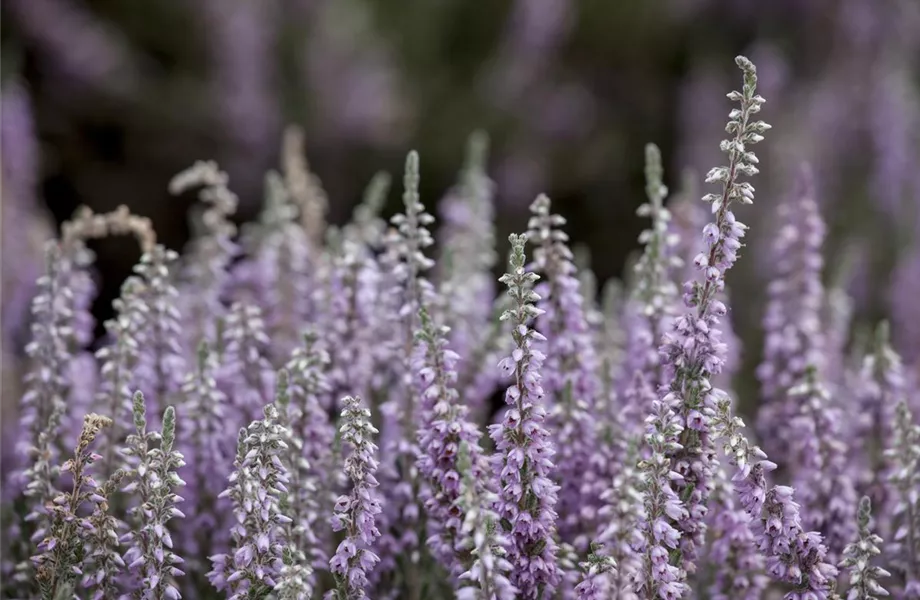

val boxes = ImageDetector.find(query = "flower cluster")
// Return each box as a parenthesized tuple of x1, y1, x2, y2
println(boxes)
(6, 53, 920, 600)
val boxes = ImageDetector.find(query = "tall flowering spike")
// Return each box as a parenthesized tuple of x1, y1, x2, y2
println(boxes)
(223, 302, 274, 421)
(273, 369, 317, 596)
(658, 54, 770, 577)
(391, 149, 436, 322)
(208, 404, 292, 597)
(455, 443, 517, 600)
(95, 275, 149, 483)
(33, 414, 113, 600)
(343, 171, 391, 250)
(712, 395, 839, 598)
(597, 435, 643, 600)
(133, 244, 186, 424)
(526, 194, 601, 548)
(840, 497, 891, 600)
(328, 395, 383, 600)
(756, 165, 828, 463)
(626, 143, 681, 386)
(281, 125, 328, 248)
(787, 367, 858, 562)
(121, 396, 186, 599)
(169, 160, 239, 353)
(413, 305, 490, 575)
(176, 342, 231, 584)
(636, 371, 689, 600)
(488, 232, 561, 599)
(706, 459, 768, 600)
(82, 469, 129, 600)
(859, 322, 907, 492)
(437, 131, 498, 362)
(250, 171, 314, 361)
(574, 543, 618, 600)
(883, 401, 920, 596)
(285, 331, 338, 563)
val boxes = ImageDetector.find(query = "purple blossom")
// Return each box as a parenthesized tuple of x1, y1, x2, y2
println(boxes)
(756, 166, 827, 464)
(328, 395, 383, 600)
(414, 306, 490, 576)
(657, 55, 770, 576)
(528, 194, 602, 549)
(208, 403, 291, 598)
(488, 233, 561, 599)
(839, 496, 891, 600)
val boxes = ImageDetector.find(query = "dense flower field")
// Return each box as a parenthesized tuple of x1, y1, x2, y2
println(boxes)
(1, 55, 918, 600)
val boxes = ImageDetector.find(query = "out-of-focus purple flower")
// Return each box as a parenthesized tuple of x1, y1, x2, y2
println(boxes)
(785, 367, 858, 563)
(889, 245, 920, 368)
(882, 401, 920, 596)
(706, 459, 768, 600)
(528, 194, 601, 549)
(756, 165, 827, 465)
(574, 543, 618, 600)
(714, 397, 839, 599)
(221, 302, 274, 424)
(436, 132, 498, 369)
(284, 331, 338, 570)
(455, 442, 517, 600)
(328, 395, 383, 600)
(4, 0, 140, 96)
(636, 374, 689, 600)
(413, 306, 489, 576)
(169, 160, 240, 356)
(488, 233, 561, 599)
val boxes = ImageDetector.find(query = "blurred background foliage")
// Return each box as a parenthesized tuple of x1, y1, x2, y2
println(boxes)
(2, 0, 919, 416)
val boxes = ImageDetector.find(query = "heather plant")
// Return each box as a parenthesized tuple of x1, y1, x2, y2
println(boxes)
(5, 52, 920, 600)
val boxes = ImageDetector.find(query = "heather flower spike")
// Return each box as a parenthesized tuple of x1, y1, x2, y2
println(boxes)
(328, 395, 383, 600)
(489, 232, 561, 599)
(455, 442, 516, 600)
(33, 414, 113, 600)
(574, 542, 618, 600)
(840, 497, 890, 600)
(883, 401, 920, 596)
(656, 54, 769, 578)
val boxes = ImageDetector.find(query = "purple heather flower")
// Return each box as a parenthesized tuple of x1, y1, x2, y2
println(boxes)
(859, 323, 908, 487)
(527, 194, 602, 549)
(596, 435, 643, 600)
(636, 375, 689, 600)
(574, 543, 618, 600)
(455, 442, 517, 600)
(175, 342, 232, 583)
(413, 305, 490, 576)
(839, 496, 891, 600)
(706, 459, 768, 600)
(436, 132, 498, 366)
(284, 331, 338, 569)
(786, 367, 858, 563)
(713, 396, 839, 599)
(657, 56, 769, 576)
(169, 160, 240, 355)
(121, 395, 186, 599)
(132, 246, 186, 428)
(328, 395, 383, 600)
(208, 403, 291, 598)
(756, 165, 827, 464)
(81, 469, 129, 600)
(882, 401, 920, 596)
(342, 171, 391, 251)
(488, 232, 561, 599)
(625, 143, 681, 388)
(221, 302, 274, 423)
(273, 370, 317, 597)
(33, 414, 114, 598)
(889, 245, 920, 368)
